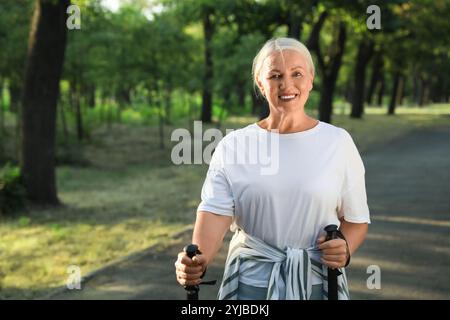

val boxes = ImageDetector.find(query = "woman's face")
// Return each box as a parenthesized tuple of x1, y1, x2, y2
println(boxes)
(257, 49, 313, 112)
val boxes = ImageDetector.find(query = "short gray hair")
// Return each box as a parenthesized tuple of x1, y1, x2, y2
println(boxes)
(252, 37, 315, 94)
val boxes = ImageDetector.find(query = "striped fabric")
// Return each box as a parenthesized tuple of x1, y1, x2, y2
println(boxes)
(217, 229, 350, 300)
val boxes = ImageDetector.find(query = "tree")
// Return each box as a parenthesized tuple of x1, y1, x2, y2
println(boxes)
(307, 10, 347, 123)
(21, 0, 70, 204)
(350, 38, 374, 118)
(366, 49, 383, 106)
(200, 4, 214, 123)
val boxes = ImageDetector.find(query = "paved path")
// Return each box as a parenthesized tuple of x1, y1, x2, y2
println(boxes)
(48, 124, 450, 300)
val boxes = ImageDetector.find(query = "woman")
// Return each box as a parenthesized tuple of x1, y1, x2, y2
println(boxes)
(174, 37, 370, 300)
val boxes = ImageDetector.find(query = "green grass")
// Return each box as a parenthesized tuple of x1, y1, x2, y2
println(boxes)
(0, 102, 449, 299)
(0, 161, 207, 299)
(0, 121, 210, 299)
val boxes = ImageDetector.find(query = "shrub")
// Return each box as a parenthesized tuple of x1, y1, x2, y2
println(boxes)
(0, 164, 26, 215)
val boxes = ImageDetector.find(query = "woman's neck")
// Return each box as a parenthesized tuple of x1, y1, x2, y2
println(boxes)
(258, 111, 319, 134)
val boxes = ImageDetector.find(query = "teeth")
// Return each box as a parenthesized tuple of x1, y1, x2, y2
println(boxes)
(280, 95, 296, 100)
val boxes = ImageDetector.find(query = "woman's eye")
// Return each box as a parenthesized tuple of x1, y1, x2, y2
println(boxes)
(269, 74, 281, 79)
(294, 72, 303, 78)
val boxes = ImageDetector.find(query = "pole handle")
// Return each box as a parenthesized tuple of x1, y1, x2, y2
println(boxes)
(183, 244, 200, 300)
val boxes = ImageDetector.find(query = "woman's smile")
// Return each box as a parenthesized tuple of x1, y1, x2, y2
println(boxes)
(279, 94, 298, 102)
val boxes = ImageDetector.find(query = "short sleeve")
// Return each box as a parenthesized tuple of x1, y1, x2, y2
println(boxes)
(197, 140, 235, 216)
(337, 130, 371, 224)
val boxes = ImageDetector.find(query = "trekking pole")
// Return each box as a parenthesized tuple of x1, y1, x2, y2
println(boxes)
(184, 244, 200, 300)
(324, 224, 342, 300)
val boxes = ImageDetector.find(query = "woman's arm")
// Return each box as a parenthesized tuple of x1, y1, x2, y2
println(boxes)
(339, 219, 368, 256)
(192, 211, 233, 265)
(175, 211, 232, 287)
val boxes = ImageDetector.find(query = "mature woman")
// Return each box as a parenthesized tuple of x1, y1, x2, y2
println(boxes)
(174, 37, 370, 300)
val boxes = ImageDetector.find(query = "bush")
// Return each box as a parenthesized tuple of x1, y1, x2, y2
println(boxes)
(0, 164, 26, 215)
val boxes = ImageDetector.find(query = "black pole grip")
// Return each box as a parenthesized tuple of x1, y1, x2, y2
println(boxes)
(324, 224, 339, 300)
(183, 244, 199, 300)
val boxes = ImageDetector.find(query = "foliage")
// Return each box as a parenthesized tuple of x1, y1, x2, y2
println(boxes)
(0, 164, 26, 215)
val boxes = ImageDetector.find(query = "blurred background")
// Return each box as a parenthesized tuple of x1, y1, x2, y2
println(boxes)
(0, 0, 449, 299)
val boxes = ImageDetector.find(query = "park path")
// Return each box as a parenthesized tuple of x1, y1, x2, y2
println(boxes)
(47, 124, 450, 300)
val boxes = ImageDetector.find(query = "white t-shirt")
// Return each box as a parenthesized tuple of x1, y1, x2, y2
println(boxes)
(197, 121, 371, 287)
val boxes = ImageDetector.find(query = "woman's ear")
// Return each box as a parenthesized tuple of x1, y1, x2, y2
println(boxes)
(308, 77, 314, 92)
(256, 77, 265, 96)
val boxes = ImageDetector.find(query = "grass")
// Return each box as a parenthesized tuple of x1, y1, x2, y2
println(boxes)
(0, 102, 449, 299)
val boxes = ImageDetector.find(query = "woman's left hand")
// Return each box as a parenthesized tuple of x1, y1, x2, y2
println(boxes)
(317, 236, 349, 269)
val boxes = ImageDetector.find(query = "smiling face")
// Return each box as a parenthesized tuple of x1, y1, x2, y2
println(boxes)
(256, 49, 314, 112)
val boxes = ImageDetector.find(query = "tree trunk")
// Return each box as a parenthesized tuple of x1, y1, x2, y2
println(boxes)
(59, 98, 68, 143)
(116, 87, 131, 106)
(317, 23, 347, 124)
(164, 87, 172, 125)
(115, 87, 131, 123)
(157, 96, 165, 150)
(154, 82, 165, 150)
(21, 0, 69, 205)
(418, 77, 427, 107)
(351, 39, 374, 118)
(307, 13, 347, 123)
(344, 77, 352, 104)
(430, 80, 442, 103)
(366, 50, 383, 106)
(412, 73, 419, 105)
(185, 92, 194, 135)
(397, 76, 404, 106)
(70, 81, 83, 141)
(377, 75, 385, 106)
(319, 78, 334, 123)
(388, 72, 400, 115)
(87, 85, 96, 108)
(201, 6, 214, 123)
(9, 80, 22, 113)
(74, 90, 83, 141)
(423, 84, 429, 106)
(0, 78, 4, 134)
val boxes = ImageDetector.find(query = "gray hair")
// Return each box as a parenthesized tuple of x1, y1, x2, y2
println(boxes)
(252, 37, 315, 95)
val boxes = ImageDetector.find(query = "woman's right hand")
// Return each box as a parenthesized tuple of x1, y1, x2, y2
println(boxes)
(174, 251, 207, 287)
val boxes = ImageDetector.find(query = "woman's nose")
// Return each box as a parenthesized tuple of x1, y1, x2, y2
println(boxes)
(279, 77, 293, 90)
